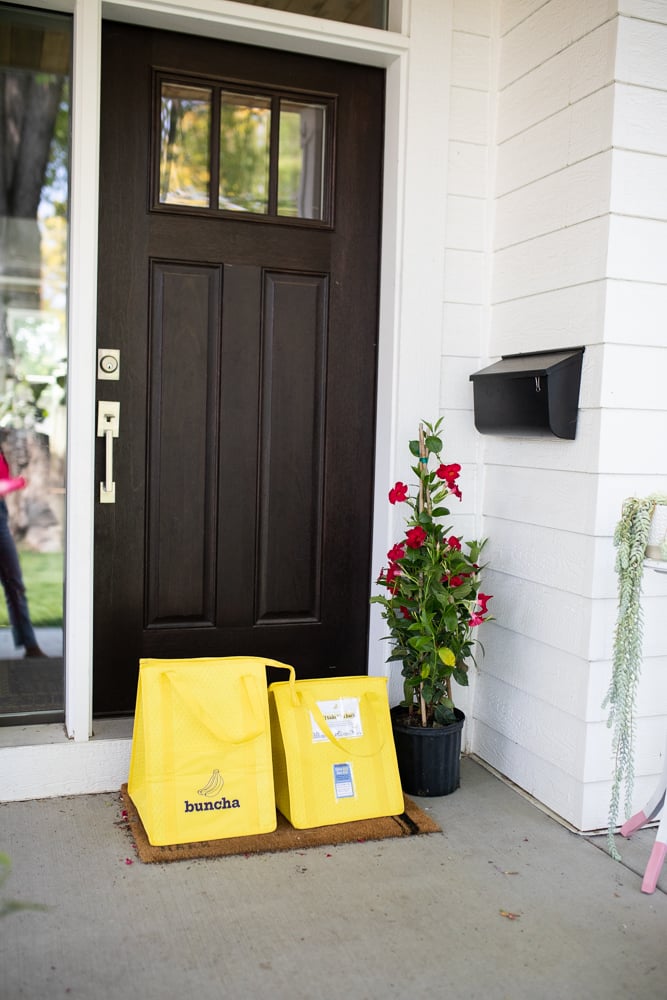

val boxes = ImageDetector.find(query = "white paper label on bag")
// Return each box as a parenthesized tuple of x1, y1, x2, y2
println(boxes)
(310, 697, 363, 743)
(333, 762, 355, 799)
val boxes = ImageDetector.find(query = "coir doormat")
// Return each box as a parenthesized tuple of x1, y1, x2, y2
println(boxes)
(119, 785, 441, 863)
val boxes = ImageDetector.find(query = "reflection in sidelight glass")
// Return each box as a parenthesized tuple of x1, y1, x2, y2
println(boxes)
(159, 83, 212, 207)
(0, 6, 69, 723)
(278, 101, 327, 220)
(219, 93, 271, 214)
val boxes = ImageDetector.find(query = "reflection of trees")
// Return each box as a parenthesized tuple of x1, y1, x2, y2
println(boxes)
(0, 70, 64, 306)
(160, 92, 211, 205)
(0, 15, 69, 552)
(220, 102, 269, 212)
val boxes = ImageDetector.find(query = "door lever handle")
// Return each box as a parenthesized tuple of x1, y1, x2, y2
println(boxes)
(97, 401, 120, 503)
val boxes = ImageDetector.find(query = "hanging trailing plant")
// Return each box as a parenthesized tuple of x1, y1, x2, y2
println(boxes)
(603, 494, 667, 859)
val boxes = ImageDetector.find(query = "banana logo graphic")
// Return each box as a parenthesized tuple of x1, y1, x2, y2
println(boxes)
(197, 768, 224, 797)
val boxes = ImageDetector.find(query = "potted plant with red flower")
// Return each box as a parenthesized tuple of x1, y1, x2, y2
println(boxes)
(372, 418, 491, 795)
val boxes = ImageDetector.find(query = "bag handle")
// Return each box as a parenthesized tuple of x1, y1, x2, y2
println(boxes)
(164, 658, 294, 745)
(294, 686, 387, 759)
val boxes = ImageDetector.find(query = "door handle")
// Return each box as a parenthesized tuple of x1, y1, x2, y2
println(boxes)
(97, 401, 120, 503)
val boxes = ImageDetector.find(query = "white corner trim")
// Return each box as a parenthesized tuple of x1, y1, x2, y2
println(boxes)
(65, 0, 102, 740)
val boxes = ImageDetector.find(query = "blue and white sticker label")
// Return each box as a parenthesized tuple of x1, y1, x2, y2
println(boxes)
(310, 697, 363, 743)
(333, 762, 355, 800)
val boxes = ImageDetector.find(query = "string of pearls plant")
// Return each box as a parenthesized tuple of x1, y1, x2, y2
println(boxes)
(603, 494, 667, 859)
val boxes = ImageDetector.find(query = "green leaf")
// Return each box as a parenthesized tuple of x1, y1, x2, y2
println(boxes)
(425, 435, 442, 453)
(409, 439, 420, 457)
(434, 703, 457, 726)
(443, 606, 458, 631)
(438, 647, 456, 666)
(453, 667, 469, 687)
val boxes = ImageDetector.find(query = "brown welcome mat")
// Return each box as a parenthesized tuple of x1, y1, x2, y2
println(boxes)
(119, 785, 441, 863)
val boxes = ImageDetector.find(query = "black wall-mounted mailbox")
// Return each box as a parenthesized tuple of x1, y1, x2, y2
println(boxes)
(469, 347, 585, 440)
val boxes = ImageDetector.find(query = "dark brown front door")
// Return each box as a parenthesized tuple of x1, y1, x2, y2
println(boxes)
(93, 22, 384, 715)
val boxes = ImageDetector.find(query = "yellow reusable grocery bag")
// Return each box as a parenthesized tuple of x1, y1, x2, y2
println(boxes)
(128, 656, 294, 846)
(268, 674, 404, 829)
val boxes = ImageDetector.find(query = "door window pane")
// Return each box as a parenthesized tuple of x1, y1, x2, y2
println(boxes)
(278, 101, 327, 220)
(0, 6, 70, 723)
(230, 0, 387, 29)
(219, 93, 271, 214)
(159, 83, 212, 207)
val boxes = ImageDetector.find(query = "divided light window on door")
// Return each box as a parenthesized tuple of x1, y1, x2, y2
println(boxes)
(0, 6, 70, 725)
(157, 78, 333, 225)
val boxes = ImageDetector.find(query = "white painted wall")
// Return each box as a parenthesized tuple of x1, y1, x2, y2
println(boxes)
(456, 0, 667, 830)
(438, 0, 494, 732)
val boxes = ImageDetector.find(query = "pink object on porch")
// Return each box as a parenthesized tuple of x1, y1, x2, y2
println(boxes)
(620, 737, 667, 894)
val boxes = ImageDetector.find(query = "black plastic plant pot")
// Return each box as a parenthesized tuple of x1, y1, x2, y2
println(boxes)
(391, 707, 465, 797)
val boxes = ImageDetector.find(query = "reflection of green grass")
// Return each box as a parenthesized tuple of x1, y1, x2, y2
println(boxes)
(0, 551, 63, 628)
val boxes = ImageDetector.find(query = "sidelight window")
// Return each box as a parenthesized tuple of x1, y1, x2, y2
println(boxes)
(0, 5, 70, 724)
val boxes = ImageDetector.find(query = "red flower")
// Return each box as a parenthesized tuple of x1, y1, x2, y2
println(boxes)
(447, 535, 461, 550)
(399, 606, 411, 619)
(469, 612, 485, 627)
(405, 526, 427, 549)
(386, 562, 402, 584)
(436, 463, 462, 499)
(477, 593, 492, 614)
(436, 462, 460, 484)
(389, 482, 408, 505)
(387, 543, 406, 562)
(448, 575, 464, 588)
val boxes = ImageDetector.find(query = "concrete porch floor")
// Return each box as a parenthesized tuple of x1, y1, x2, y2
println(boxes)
(1, 757, 665, 1000)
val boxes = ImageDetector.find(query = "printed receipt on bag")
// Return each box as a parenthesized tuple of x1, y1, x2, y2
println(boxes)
(333, 762, 355, 799)
(310, 697, 363, 742)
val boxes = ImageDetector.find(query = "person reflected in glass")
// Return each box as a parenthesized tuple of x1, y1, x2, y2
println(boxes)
(0, 448, 46, 658)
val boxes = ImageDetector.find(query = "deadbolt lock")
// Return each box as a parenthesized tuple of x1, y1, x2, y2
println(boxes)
(98, 348, 120, 380)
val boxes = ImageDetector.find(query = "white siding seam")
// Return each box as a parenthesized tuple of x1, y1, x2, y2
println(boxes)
(493, 276, 606, 307)
(621, 14, 667, 26)
(497, 83, 615, 147)
(615, 79, 667, 96)
(450, 82, 490, 99)
(494, 215, 611, 255)
(475, 668, 588, 717)
(497, 17, 618, 92)
(612, 145, 667, 158)
(453, 29, 491, 41)
(485, 570, 604, 601)
(609, 210, 667, 226)
(447, 192, 487, 203)
(496, 149, 613, 200)
(482, 619, 599, 658)
(483, 510, 606, 536)
(498, 0, 550, 39)
(604, 276, 667, 288)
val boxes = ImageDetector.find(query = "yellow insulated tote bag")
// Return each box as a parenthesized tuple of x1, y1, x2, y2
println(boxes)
(268, 674, 404, 829)
(128, 656, 294, 846)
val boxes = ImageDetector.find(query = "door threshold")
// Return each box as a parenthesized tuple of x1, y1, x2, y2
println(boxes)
(0, 716, 134, 749)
